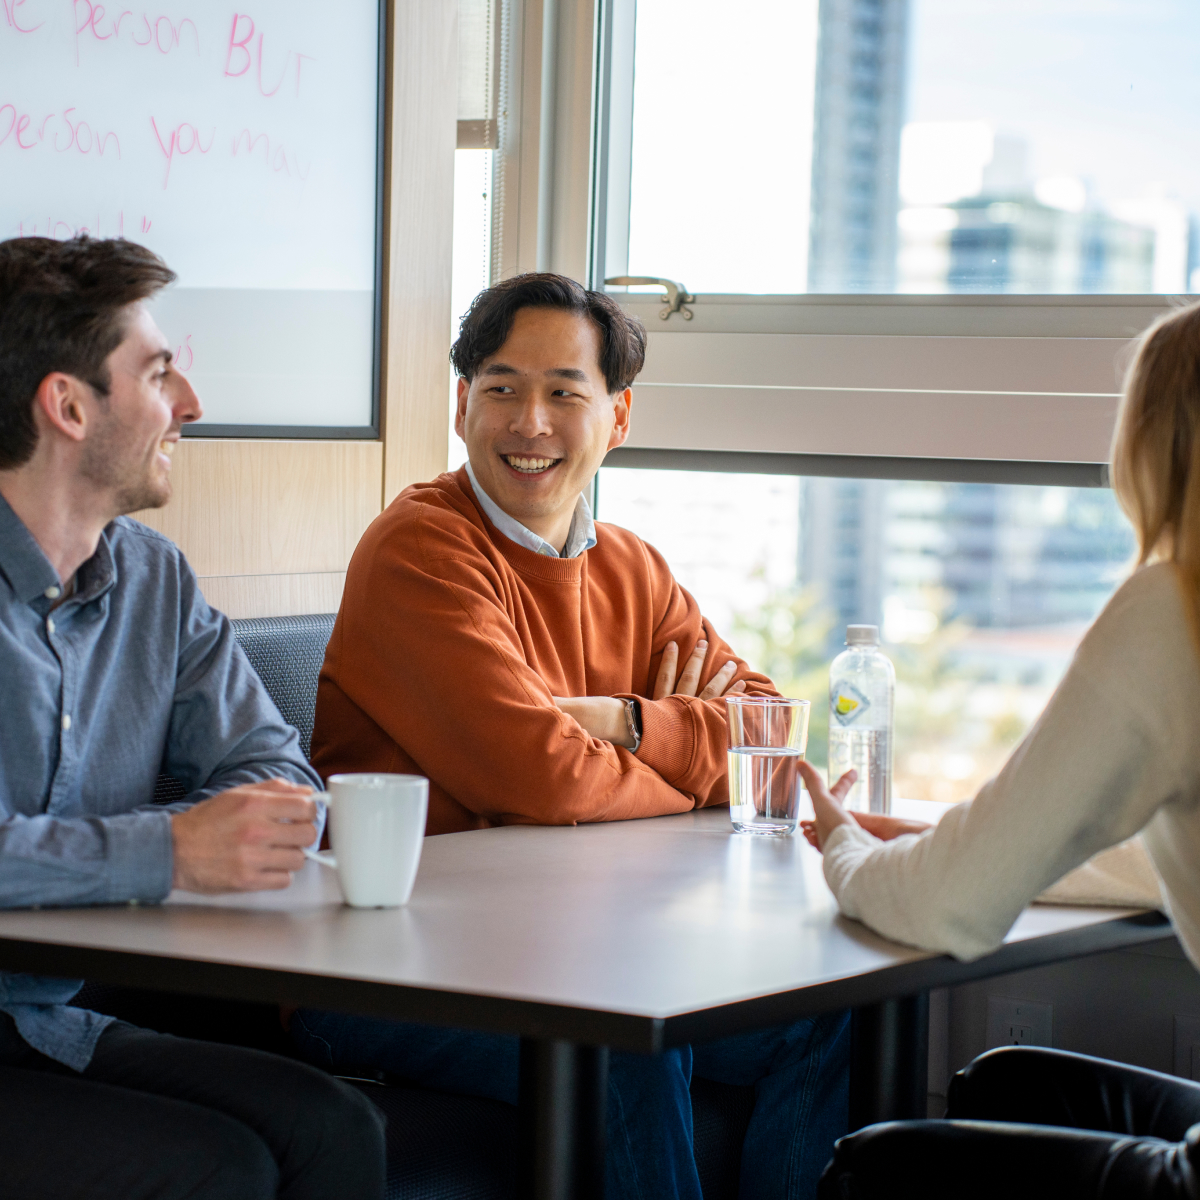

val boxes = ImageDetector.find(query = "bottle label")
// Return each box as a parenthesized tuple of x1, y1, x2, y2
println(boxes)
(830, 681, 871, 726)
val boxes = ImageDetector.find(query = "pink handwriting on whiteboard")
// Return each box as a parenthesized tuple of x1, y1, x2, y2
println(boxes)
(0, 104, 120, 157)
(150, 115, 213, 187)
(1, 0, 43, 33)
(73, 3, 200, 62)
(16, 211, 152, 239)
(230, 128, 310, 181)
(174, 334, 193, 372)
(224, 14, 314, 99)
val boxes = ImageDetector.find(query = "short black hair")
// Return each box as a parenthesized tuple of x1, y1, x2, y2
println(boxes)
(450, 273, 646, 394)
(0, 236, 176, 470)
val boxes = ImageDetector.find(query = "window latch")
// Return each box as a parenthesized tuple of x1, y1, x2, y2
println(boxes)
(605, 276, 695, 321)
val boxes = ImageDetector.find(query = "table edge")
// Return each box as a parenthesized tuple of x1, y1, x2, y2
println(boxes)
(0, 910, 1171, 1053)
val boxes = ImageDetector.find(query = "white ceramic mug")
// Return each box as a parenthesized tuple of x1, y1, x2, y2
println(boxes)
(307, 773, 428, 908)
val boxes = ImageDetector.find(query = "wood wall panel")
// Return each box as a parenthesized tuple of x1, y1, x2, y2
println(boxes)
(131, 440, 382, 617)
(197, 572, 347, 619)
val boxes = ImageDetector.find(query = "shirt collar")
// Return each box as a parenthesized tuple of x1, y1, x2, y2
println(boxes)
(0, 491, 118, 607)
(465, 460, 597, 560)
(0, 491, 63, 604)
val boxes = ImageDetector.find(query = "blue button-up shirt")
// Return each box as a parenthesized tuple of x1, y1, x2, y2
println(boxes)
(464, 460, 597, 559)
(0, 493, 321, 1070)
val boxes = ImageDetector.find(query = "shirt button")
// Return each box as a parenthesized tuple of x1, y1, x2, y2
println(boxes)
(61, 714, 72, 731)
(46, 618, 55, 635)
(44, 585, 60, 600)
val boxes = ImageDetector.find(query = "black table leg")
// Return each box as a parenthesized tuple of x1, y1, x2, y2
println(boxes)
(849, 992, 929, 1130)
(518, 1038, 609, 1200)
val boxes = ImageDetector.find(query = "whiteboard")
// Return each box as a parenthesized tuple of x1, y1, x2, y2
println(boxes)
(0, 0, 383, 433)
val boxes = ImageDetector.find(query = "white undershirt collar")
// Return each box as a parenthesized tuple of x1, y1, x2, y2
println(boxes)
(465, 459, 597, 559)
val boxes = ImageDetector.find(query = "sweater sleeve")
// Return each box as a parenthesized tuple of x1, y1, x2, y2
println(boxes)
(823, 567, 1196, 961)
(615, 539, 781, 806)
(325, 507, 710, 827)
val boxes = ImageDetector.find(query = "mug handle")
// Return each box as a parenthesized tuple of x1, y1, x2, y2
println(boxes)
(304, 848, 338, 869)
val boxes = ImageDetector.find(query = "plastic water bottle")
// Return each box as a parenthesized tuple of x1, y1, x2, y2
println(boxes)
(828, 625, 895, 814)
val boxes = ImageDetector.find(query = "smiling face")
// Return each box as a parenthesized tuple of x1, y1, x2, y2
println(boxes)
(454, 306, 632, 550)
(79, 303, 202, 514)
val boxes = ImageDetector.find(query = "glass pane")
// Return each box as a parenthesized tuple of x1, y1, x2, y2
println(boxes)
(597, 467, 1135, 802)
(625, 0, 1200, 295)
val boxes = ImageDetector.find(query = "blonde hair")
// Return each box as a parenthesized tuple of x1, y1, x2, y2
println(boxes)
(1111, 300, 1200, 647)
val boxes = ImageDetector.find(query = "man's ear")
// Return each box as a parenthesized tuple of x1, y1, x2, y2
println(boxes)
(607, 387, 633, 451)
(453, 376, 470, 441)
(33, 373, 92, 445)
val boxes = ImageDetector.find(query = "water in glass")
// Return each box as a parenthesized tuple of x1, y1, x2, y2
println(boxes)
(728, 746, 806, 836)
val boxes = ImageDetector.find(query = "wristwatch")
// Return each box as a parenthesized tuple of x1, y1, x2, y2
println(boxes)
(622, 698, 643, 752)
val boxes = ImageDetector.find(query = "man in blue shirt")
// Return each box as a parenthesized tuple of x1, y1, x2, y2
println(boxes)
(0, 236, 385, 1200)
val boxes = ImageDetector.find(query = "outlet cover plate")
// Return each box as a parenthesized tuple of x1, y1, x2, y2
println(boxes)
(986, 997, 1053, 1049)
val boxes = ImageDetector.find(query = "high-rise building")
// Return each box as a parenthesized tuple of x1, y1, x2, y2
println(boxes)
(806, 0, 910, 293)
(943, 196, 1155, 294)
(799, 478, 1134, 657)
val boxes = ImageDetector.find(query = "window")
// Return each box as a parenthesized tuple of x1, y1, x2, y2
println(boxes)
(616, 0, 1200, 297)
(598, 466, 1134, 801)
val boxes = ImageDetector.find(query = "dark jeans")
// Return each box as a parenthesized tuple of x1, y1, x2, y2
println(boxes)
(0, 1013, 386, 1200)
(819, 1046, 1200, 1199)
(291, 1007, 851, 1200)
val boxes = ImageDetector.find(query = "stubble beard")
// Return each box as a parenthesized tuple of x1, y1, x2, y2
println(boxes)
(79, 418, 172, 515)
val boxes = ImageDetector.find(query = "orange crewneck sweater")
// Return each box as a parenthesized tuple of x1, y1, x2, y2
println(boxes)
(311, 466, 780, 835)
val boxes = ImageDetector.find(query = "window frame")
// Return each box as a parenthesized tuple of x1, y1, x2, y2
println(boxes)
(484, 0, 1181, 480)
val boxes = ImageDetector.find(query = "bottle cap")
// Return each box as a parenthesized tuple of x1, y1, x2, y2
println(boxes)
(846, 624, 880, 645)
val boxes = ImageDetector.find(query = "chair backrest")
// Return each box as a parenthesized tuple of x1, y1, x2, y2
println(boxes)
(153, 613, 336, 803)
(231, 613, 336, 758)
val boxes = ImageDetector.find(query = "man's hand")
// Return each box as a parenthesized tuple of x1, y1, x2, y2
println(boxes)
(171, 779, 318, 893)
(653, 639, 747, 701)
(553, 639, 747, 748)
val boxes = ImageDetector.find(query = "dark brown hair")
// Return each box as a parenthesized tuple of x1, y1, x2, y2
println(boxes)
(450, 273, 646, 393)
(0, 236, 176, 469)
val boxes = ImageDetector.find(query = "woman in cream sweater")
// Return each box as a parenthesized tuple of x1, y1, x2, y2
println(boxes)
(805, 300, 1200, 1199)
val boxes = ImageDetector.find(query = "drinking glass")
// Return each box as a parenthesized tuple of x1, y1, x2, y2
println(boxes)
(725, 697, 810, 836)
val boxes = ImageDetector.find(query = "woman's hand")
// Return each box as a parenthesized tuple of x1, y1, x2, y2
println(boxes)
(797, 759, 934, 852)
(796, 760, 858, 851)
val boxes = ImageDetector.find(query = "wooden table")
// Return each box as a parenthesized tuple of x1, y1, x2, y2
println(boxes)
(0, 808, 1171, 1199)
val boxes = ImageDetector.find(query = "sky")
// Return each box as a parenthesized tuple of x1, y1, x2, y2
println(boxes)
(624, 0, 1200, 293)
(907, 0, 1200, 214)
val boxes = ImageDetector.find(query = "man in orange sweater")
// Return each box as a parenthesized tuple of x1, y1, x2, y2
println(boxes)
(294, 275, 847, 1199)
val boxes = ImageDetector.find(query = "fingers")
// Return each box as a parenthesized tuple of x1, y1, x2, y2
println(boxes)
(246, 792, 318, 822)
(698, 659, 738, 700)
(799, 820, 820, 849)
(797, 759, 830, 798)
(828, 769, 859, 803)
(726, 680, 747, 696)
(260, 819, 319, 848)
(654, 642, 679, 700)
(675, 639, 708, 696)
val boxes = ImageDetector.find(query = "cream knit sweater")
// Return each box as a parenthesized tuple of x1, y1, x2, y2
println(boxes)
(823, 563, 1200, 964)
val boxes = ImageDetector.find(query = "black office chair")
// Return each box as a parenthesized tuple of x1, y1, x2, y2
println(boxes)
(76, 612, 758, 1200)
(818, 1046, 1200, 1200)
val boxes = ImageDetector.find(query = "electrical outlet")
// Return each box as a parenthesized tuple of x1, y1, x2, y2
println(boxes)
(1172, 1015, 1200, 1079)
(986, 997, 1053, 1049)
